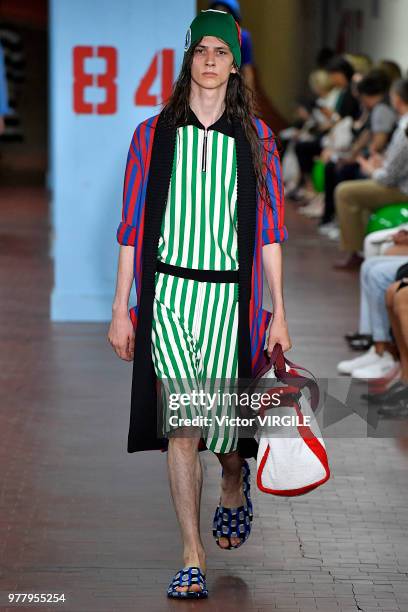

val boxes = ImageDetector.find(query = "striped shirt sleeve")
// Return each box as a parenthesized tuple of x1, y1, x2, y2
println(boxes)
(116, 124, 143, 246)
(260, 125, 288, 246)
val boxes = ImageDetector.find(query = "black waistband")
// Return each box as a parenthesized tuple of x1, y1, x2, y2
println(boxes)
(156, 260, 239, 282)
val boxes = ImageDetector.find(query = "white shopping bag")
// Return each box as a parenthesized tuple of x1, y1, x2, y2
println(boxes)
(253, 346, 330, 496)
(281, 141, 301, 189)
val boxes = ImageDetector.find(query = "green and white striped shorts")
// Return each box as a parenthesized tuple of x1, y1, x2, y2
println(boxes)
(151, 268, 240, 454)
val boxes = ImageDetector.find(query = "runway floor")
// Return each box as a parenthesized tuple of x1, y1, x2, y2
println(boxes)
(1, 185, 408, 611)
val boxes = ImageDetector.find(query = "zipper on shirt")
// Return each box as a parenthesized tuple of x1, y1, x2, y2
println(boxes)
(202, 128, 208, 172)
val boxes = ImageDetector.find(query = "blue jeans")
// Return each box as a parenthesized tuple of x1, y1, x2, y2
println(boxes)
(359, 256, 408, 341)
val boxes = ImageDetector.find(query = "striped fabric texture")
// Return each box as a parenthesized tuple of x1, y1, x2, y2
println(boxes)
(152, 123, 240, 454)
(158, 125, 238, 270)
(152, 271, 239, 454)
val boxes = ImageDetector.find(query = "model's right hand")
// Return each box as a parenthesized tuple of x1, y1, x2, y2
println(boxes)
(107, 312, 135, 361)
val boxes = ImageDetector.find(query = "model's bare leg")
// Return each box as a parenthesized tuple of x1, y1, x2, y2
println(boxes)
(214, 450, 245, 548)
(167, 428, 206, 593)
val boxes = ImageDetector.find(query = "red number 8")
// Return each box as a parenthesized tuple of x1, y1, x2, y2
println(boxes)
(73, 46, 117, 114)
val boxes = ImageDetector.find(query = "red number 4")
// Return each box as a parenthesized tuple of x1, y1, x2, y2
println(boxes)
(134, 49, 174, 106)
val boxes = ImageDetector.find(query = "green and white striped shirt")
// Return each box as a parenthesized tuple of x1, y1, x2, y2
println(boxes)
(158, 108, 238, 271)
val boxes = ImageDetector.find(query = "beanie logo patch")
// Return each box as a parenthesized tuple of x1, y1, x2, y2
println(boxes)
(184, 27, 191, 52)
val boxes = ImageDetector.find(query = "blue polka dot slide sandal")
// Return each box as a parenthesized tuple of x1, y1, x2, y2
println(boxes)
(167, 566, 208, 599)
(212, 459, 253, 550)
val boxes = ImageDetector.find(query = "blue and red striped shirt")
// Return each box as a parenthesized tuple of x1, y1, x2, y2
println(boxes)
(117, 112, 288, 375)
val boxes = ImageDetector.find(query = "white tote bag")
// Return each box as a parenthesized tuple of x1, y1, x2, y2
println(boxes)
(321, 116, 354, 157)
(252, 345, 330, 496)
(281, 140, 301, 190)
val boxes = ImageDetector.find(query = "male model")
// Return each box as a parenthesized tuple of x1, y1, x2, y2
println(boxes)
(108, 9, 291, 598)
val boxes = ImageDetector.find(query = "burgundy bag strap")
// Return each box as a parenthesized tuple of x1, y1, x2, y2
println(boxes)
(254, 344, 320, 412)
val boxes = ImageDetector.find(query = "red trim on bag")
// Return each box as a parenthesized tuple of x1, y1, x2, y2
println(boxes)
(258, 385, 300, 419)
(256, 403, 330, 497)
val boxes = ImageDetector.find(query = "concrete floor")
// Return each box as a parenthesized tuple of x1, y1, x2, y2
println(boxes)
(1, 186, 408, 611)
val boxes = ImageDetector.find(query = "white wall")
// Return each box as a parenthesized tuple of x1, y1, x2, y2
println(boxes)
(49, 0, 195, 322)
(327, 0, 408, 73)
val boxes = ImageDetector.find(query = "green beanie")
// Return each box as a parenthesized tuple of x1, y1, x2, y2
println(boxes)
(184, 9, 242, 68)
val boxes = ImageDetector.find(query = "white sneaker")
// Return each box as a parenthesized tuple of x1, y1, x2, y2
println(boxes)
(299, 195, 324, 218)
(337, 346, 380, 375)
(352, 351, 398, 379)
(318, 222, 337, 235)
(327, 227, 340, 240)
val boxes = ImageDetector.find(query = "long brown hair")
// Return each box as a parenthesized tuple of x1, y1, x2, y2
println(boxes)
(161, 41, 276, 209)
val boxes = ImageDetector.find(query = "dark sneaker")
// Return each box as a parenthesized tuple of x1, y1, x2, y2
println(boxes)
(333, 252, 364, 270)
(362, 381, 408, 405)
(378, 401, 408, 418)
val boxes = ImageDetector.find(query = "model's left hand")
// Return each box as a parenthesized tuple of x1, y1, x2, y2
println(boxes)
(266, 314, 292, 355)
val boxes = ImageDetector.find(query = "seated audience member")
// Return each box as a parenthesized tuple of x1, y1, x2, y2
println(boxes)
(308, 70, 340, 131)
(334, 78, 408, 270)
(280, 70, 338, 184)
(293, 56, 360, 200)
(364, 226, 408, 258)
(325, 56, 361, 123)
(347, 55, 373, 113)
(357, 70, 396, 154)
(337, 254, 408, 380)
(344, 229, 408, 351)
(318, 70, 396, 229)
(281, 70, 338, 148)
